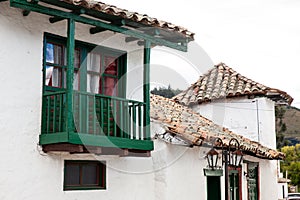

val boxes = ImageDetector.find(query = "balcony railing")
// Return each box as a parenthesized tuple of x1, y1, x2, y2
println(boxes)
(40, 91, 153, 151)
(42, 91, 67, 134)
(73, 91, 146, 139)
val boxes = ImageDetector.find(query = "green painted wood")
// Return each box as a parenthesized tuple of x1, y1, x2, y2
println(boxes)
(143, 40, 151, 140)
(41, 35, 48, 133)
(107, 98, 110, 137)
(90, 19, 125, 34)
(42, 90, 146, 136)
(59, 94, 63, 131)
(100, 98, 104, 135)
(248, 163, 258, 200)
(40, 132, 154, 150)
(113, 99, 117, 137)
(77, 93, 82, 132)
(119, 100, 123, 138)
(92, 96, 96, 134)
(118, 55, 127, 98)
(66, 18, 75, 134)
(39, 132, 69, 144)
(69, 133, 154, 150)
(10, 0, 188, 51)
(229, 170, 240, 200)
(42, 92, 67, 134)
(49, 9, 85, 23)
(46, 96, 51, 132)
(53, 95, 56, 132)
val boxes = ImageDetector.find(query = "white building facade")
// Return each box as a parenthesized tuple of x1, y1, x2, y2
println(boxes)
(0, 1, 291, 200)
(174, 63, 293, 200)
(0, 1, 198, 200)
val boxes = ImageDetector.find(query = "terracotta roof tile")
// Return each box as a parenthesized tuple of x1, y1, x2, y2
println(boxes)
(150, 94, 285, 160)
(173, 63, 293, 105)
(62, 0, 194, 40)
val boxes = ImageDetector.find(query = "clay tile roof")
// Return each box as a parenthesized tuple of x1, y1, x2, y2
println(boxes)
(62, 0, 194, 40)
(173, 63, 293, 105)
(150, 94, 285, 160)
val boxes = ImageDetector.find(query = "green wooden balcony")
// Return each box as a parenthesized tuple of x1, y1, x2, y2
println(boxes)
(40, 91, 153, 155)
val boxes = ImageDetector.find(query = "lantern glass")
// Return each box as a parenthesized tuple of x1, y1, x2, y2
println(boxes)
(230, 150, 243, 167)
(230, 152, 236, 166)
(214, 153, 219, 167)
(235, 150, 243, 166)
(207, 154, 212, 168)
(206, 148, 219, 169)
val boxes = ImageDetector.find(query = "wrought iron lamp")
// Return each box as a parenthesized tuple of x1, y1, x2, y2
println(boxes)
(203, 138, 223, 176)
(204, 137, 243, 200)
(206, 148, 220, 170)
(228, 138, 243, 168)
(225, 138, 243, 200)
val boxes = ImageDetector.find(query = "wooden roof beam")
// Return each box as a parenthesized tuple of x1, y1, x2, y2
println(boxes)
(125, 36, 139, 43)
(49, 8, 85, 23)
(21, 0, 38, 16)
(10, 0, 188, 51)
(144, 28, 160, 36)
(90, 19, 125, 34)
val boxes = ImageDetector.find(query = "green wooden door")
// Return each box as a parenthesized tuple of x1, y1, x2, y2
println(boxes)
(230, 170, 240, 200)
(248, 163, 258, 200)
(207, 176, 221, 200)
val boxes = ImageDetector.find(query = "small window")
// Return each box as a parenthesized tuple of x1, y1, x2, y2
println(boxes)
(64, 160, 106, 190)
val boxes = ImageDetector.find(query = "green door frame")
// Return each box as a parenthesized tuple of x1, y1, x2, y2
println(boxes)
(229, 168, 242, 200)
(247, 163, 259, 200)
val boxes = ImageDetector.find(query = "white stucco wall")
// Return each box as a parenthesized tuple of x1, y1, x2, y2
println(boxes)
(241, 156, 279, 200)
(278, 182, 288, 200)
(151, 140, 210, 200)
(191, 97, 279, 199)
(0, 3, 149, 200)
(0, 1, 145, 102)
(0, 2, 281, 200)
(0, 3, 212, 200)
(192, 96, 276, 149)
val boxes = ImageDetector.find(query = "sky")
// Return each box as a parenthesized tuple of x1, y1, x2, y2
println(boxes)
(108, 0, 300, 108)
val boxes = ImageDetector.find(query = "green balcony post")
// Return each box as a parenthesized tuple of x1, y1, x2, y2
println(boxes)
(66, 18, 75, 134)
(143, 40, 151, 140)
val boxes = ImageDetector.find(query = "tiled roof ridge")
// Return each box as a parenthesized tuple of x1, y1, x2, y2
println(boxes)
(173, 62, 293, 105)
(150, 94, 285, 160)
(63, 0, 194, 39)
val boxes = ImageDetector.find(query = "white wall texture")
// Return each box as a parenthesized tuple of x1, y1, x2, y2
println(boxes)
(192, 97, 279, 199)
(0, 3, 208, 200)
(192, 96, 276, 149)
(277, 182, 289, 200)
(0, 2, 281, 200)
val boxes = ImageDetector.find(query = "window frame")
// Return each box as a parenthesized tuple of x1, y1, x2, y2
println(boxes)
(43, 33, 127, 98)
(63, 160, 106, 191)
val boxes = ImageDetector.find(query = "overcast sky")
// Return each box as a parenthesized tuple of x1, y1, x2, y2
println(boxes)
(108, 0, 300, 108)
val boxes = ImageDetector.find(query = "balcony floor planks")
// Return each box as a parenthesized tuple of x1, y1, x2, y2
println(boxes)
(42, 143, 151, 157)
(39, 132, 154, 153)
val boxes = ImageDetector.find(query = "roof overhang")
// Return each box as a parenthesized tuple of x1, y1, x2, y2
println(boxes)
(9, 0, 194, 51)
(151, 94, 285, 160)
